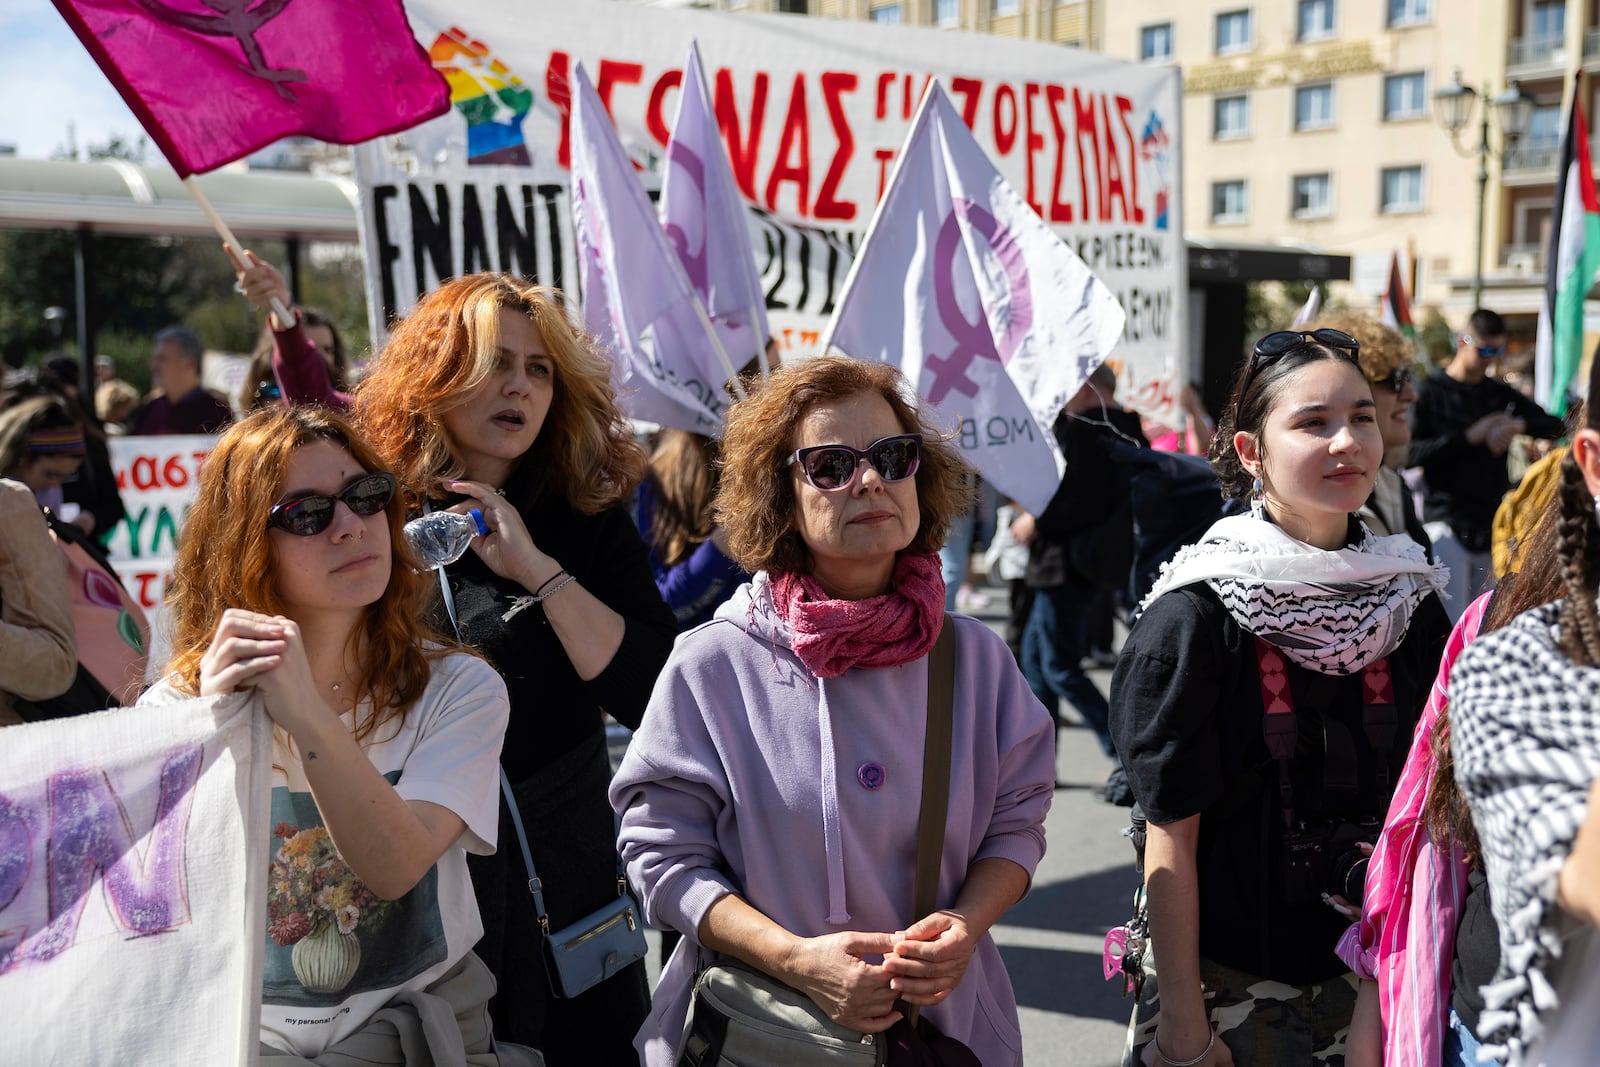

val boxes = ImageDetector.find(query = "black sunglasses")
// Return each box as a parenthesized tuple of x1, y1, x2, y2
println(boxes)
(1235, 329, 1362, 426)
(267, 472, 397, 536)
(790, 434, 922, 491)
(1374, 366, 1413, 392)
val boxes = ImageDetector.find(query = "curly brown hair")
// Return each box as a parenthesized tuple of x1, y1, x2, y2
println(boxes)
(164, 407, 452, 744)
(715, 356, 974, 575)
(1307, 313, 1412, 385)
(353, 274, 645, 514)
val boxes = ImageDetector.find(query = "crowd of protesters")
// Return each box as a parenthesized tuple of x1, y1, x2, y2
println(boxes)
(5, 264, 1600, 1067)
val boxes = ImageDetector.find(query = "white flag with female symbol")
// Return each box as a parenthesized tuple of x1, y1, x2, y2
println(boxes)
(821, 80, 1126, 516)
(660, 39, 771, 381)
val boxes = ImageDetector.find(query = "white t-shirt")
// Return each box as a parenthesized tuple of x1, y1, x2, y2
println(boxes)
(140, 651, 508, 1057)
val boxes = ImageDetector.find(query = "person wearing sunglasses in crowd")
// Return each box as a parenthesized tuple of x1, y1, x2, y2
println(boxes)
(1110, 328, 1450, 1065)
(137, 407, 539, 1065)
(353, 274, 675, 1064)
(1309, 314, 1431, 556)
(610, 356, 1054, 1067)
(1409, 309, 1564, 620)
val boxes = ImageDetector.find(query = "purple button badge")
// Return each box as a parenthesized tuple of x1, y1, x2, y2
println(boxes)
(857, 761, 886, 791)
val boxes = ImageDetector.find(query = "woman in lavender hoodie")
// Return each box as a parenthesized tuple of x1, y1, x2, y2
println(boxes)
(611, 356, 1055, 1066)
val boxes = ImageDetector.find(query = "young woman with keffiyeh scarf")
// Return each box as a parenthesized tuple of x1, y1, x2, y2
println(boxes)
(1109, 329, 1450, 1067)
(1449, 359, 1600, 1066)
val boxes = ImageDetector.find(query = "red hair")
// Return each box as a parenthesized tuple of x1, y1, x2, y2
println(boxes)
(164, 406, 451, 743)
(353, 274, 645, 513)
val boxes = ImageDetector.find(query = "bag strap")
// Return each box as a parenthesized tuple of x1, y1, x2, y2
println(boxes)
(908, 613, 956, 1027)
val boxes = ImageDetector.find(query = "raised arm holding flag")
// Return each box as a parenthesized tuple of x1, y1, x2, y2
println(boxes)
(820, 79, 1126, 517)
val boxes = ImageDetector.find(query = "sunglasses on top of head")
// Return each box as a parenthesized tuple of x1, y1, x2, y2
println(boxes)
(267, 471, 398, 536)
(1235, 328, 1362, 426)
(789, 434, 923, 492)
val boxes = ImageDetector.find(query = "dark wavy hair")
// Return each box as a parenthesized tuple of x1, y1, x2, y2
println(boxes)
(715, 356, 974, 575)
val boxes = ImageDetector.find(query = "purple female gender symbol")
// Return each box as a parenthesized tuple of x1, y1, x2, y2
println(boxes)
(923, 199, 1035, 406)
(661, 142, 710, 294)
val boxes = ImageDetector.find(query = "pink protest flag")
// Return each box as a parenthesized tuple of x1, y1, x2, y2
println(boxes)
(569, 62, 729, 435)
(660, 39, 771, 381)
(50, 0, 450, 177)
(820, 79, 1126, 517)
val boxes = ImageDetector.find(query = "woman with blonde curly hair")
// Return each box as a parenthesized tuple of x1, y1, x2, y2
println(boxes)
(352, 273, 675, 1062)
(612, 355, 1054, 1066)
(140, 406, 530, 1064)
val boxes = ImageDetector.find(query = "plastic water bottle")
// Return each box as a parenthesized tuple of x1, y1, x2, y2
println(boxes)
(403, 509, 488, 571)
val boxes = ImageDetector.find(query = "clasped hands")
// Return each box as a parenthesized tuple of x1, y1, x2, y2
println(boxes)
(788, 909, 978, 1035)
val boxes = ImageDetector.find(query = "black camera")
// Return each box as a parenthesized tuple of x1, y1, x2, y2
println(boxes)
(1277, 819, 1379, 906)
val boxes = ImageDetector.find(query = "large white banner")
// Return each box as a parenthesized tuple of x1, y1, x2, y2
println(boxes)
(353, 1, 1185, 421)
(0, 693, 272, 1063)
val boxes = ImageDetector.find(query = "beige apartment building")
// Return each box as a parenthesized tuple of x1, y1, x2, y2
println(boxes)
(651, 0, 1600, 334)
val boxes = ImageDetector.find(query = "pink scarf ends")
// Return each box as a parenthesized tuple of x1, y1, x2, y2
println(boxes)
(769, 553, 946, 678)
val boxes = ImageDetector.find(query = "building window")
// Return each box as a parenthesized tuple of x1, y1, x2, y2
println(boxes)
(992, 0, 1019, 15)
(774, 0, 808, 11)
(1294, 83, 1335, 130)
(1212, 180, 1249, 223)
(1532, 0, 1565, 44)
(1297, 0, 1335, 41)
(1383, 72, 1427, 120)
(935, 0, 959, 26)
(1380, 166, 1424, 213)
(1386, 0, 1430, 27)
(1141, 22, 1174, 61)
(870, 2, 903, 23)
(1213, 94, 1251, 140)
(1292, 173, 1332, 218)
(1215, 9, 1252, 55)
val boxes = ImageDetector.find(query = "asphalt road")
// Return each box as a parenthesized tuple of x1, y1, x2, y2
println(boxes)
(619, 591, 1139, 1065)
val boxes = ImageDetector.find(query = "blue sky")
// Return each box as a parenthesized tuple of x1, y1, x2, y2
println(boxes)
(1, 6, 141, 159)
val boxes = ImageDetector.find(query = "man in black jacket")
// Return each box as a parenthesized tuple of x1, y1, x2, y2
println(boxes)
(1012, 365, 1146, 790)
(1408, 308, 1564, 617)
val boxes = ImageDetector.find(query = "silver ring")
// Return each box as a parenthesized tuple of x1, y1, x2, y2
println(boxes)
(233, 281, 246, 295)
(494, 488, 506, 497)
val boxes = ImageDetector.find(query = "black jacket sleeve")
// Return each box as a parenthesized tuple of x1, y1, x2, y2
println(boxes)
(575, 505, 678, 730)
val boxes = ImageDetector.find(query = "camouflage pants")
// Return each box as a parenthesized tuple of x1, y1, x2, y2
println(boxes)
(1121, 944, 1359, 1066)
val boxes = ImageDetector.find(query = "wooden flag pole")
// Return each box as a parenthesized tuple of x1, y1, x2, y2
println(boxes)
(182, 176, 295, 326)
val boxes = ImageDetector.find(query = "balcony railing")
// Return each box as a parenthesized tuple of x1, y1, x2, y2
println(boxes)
(1500, 244, 1544, 273)
(1503, 141, 1562, 172)
(1508, 34, 1565, 68)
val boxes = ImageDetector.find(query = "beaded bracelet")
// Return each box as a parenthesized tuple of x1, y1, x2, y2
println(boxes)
(531, 571, 577, 604)
(1153, 1025, 1215, 1067)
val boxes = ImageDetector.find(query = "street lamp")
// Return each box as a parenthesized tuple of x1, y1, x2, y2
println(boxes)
(1435, 69, 1535, 308)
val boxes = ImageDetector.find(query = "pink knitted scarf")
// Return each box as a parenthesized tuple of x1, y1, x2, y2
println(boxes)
(768, 552, 946, 678)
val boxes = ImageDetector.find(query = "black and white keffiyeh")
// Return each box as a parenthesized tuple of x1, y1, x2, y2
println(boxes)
(1139, 513, 1449, 675)
(1451, 604, 1600, 1065)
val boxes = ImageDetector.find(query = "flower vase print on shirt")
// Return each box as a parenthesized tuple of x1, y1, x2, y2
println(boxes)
(263, 782, 449, 1006)
(268, 822, 391, 994)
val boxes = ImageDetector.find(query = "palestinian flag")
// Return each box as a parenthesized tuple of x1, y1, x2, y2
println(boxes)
(1379, 251, 1415, 339)
(1536, 76, 1600, 416)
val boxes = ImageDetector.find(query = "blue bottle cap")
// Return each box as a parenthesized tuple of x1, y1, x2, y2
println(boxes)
(468, 508, 489, 536)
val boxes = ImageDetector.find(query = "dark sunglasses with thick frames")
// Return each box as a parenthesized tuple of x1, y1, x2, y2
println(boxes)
(1235, 328, 1362, 427)
(790, 434, 923, 492)
(268, 471, 398, 536)
(1374, 366, 1413, 392)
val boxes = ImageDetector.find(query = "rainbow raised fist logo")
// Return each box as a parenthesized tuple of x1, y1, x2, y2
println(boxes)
(1138, 111, 1172, 232)
(430, 27, 535, 165)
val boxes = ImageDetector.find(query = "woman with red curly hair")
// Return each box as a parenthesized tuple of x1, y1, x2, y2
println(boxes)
(353, 273, 675, 1063)
(139, 407, 529, 1063)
